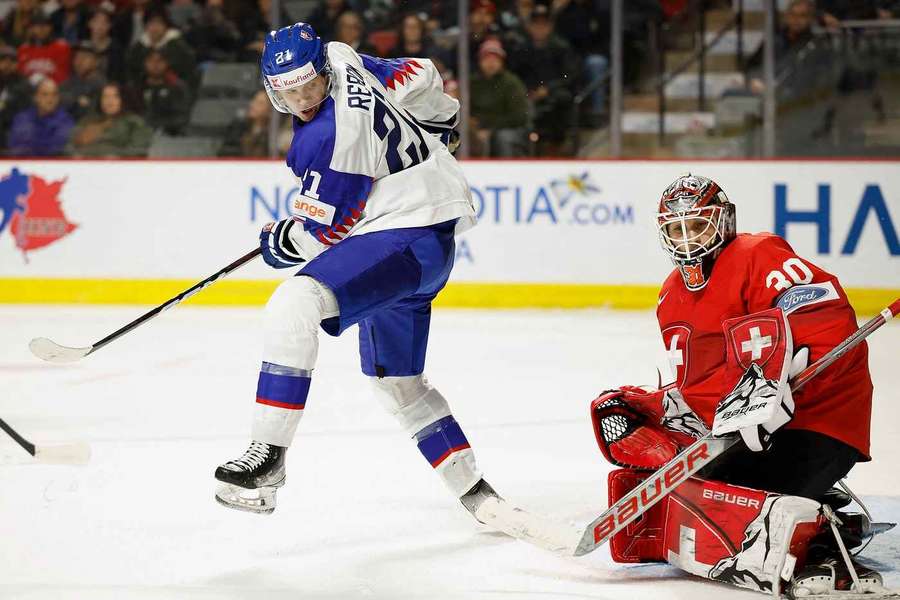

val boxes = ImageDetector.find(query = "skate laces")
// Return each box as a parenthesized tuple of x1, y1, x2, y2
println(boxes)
(230, 441, 271, 471)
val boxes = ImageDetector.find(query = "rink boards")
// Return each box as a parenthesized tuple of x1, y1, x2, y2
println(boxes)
(0, 159, 896, 314)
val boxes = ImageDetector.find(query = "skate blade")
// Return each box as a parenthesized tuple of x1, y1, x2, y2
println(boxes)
(215, 482, 280, 515)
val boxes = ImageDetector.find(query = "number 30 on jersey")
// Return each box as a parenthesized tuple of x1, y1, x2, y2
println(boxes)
(765, 257, 813, 292)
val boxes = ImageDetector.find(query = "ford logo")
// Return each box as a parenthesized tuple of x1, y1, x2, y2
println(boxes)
(778, 286, 828, 311)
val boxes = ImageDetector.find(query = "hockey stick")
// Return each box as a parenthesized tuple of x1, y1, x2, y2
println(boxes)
(0, 417, 91, 465)
(572, 297, 900, 557)
(29, 247, 262, 364)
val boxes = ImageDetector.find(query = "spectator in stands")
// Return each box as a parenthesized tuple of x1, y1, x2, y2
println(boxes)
(125, 8, 197, 90)
(470, 38, 529, 157)
(51, 0, 91, 44)
(0, 45, 32, 148)
(18, 13, 72, 84)
(0, 0, 42, 47)
(88, 3, 126, 83)
(113, 0, 152, 47)
(333, 11, 377, 55)
(7, 78, 74, 155)
(219, 89, 270, 157)
(234, 0, 290, 61)
(747, 0, 817, 94)
(389, 13, 450, 66)
(307, 0, 351, 43)
(498, 0, 534, 37)
(818, 0, 896, 27)
(167, 0, 201, 31)
(185, 0, 241, 64)
(508, 4, 578, 155)
(60, 41, 106, 120)
(68, 82, 151, 156)
(553, 0, 608, 123)
(467, 0, 500, 70)
(134, 49, 190, 135)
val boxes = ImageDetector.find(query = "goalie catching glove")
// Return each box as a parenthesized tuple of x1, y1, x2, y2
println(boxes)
(591, 384, 708, 470)
(712, 307, 808, 452)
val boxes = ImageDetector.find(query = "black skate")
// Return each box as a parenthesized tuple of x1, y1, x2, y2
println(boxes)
(214, 441, 286, 514)
(460, 478, 502, 524)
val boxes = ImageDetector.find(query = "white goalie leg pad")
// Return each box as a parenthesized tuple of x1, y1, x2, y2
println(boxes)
(251, 276, 339, 447)
(371, 375, 482, 497)
(706, 494, 823, 596)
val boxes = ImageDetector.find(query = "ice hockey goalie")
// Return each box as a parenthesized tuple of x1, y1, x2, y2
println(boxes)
(589, 174, 894, 598)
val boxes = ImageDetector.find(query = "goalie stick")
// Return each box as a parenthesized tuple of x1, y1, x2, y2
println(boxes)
(29, 248, 262, 364)
(0, 417, 91, 465)
(572, 297, 900, 557)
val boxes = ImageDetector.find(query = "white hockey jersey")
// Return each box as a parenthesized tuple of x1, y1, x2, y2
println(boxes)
(284, 42, 476, 260)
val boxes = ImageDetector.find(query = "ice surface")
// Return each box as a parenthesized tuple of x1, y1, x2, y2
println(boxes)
(1, 306, 898, 600)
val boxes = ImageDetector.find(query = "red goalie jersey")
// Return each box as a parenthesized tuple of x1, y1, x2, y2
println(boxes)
(657, 232, 872, 459)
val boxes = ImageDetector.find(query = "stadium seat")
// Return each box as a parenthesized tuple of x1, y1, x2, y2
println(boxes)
(188, 99, 246, 135)
(199, 63, 260, 100)
(148, 134, 223, 158)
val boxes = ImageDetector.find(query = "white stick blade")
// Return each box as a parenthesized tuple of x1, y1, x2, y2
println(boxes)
(29, 337, 92, 363)
(475, 497, 581, 555)
(34, 443, 91, 465)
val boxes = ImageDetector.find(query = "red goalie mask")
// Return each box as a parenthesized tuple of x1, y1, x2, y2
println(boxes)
(657, 174, 736, 291)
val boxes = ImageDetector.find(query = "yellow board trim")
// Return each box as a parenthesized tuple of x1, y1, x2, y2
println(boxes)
(0, 278, 895, 315)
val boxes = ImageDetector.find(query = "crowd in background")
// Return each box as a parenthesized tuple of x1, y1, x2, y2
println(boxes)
(0, 0, 896, 159)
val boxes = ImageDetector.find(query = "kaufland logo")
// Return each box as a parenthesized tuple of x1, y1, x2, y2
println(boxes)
(267, 63, 317, 90)
(0, 167, 76, 260)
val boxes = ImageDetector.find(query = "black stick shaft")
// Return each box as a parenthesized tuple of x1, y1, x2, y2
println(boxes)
(0, 418, 36, 456)
(88, 247, 262, 356)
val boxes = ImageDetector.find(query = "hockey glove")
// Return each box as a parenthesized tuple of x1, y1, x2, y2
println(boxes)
(591, 386, 708, 469)
(260, 219, 306, 269)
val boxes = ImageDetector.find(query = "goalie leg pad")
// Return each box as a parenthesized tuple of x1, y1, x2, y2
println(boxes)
(372, 375, 481, 497)
(607, 471, 826, 596)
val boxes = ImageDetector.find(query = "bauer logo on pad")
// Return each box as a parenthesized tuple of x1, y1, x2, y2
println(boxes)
(776, 282, 839, 315)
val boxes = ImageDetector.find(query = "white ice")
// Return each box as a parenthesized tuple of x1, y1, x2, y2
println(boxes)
(1, 306, 898, 600)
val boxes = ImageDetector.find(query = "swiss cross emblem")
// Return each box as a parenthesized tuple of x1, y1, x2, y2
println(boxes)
(727, 316, 783, 370)
(661, 324, 691, 386)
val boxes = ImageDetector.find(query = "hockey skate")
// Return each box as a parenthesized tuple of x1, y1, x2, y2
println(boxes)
(214, 441, 286, 514)
(788, 556, 889, 599)
(460, 478, 502, 524)
(788, 504, 898, 599)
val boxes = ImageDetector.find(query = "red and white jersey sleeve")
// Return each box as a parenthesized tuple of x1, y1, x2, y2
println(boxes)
(656, 233, 872, 459)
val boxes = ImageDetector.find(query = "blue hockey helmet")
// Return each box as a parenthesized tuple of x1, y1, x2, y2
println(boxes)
(261, 22, 331, 116)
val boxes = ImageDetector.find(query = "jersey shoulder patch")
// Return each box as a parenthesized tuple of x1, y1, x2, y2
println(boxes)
(774, 281, 840, 315)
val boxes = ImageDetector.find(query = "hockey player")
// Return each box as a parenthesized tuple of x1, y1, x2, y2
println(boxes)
(214, 22, 498, 521)
(590, 174, 891, 597)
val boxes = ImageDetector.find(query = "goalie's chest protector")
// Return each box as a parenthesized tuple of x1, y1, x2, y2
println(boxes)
(655, 233, 872, 459)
